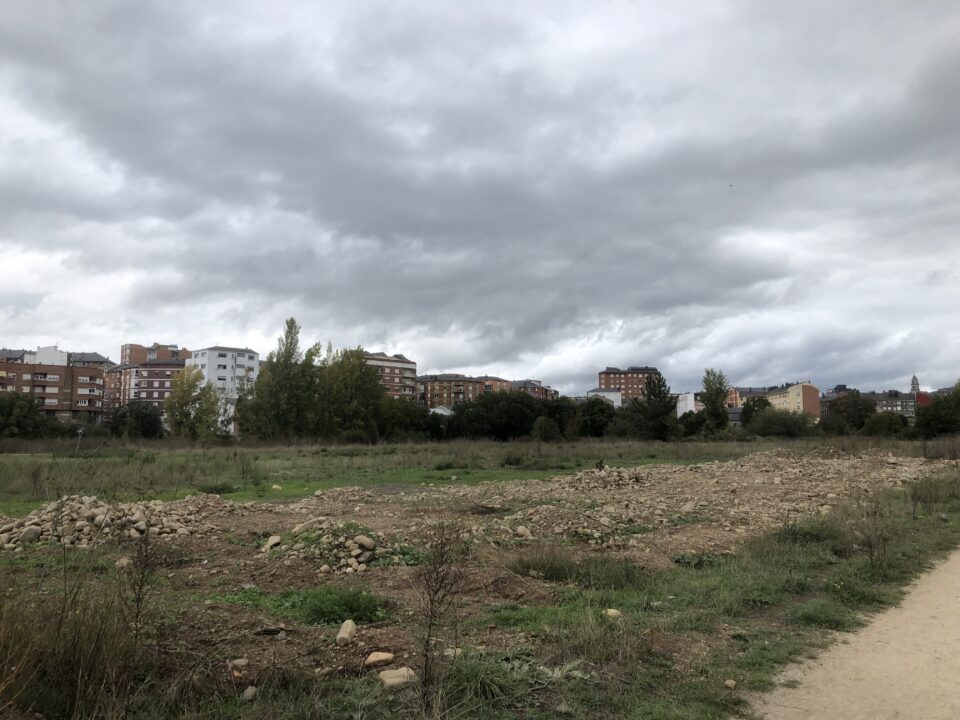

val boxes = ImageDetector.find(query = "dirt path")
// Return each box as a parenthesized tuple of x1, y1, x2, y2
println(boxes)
(752, 549, 960, 719)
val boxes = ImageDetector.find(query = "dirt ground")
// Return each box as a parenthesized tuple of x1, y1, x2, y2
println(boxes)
(751, 547, 960, 719)
(2, 448, 956, 694)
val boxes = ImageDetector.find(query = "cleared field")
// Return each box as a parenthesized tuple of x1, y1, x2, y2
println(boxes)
(2, 442, 960, 719)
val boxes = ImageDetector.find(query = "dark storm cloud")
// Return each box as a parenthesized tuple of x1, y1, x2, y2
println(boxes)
(1, 1, 959, 393)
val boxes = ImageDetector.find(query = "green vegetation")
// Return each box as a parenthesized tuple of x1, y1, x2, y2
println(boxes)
(218, 586, 386, 625)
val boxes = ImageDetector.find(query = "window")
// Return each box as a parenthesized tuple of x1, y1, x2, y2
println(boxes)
(200, 364, 206, 369)
(133, 392, 139, 398)
(153, 381, 159, 388)
(217, 364, 227, 370)
(217, 376, 227, 382)
(218, 353, 227, 358)
(78, 376, 89, 383)
(248, 354, 255, 360)
(165, 371, 171, 377)
(47, 374, 60, 382)
(153, 392, 158, 398)
(7, 373, 16, 380)
(21, 386, 29, 393)
(45, 399, 57, 405)
(164, 381, 170, 388)
(76, 399, 89, 406)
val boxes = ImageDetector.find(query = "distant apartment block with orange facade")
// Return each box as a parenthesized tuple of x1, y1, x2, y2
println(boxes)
(106, 343, 190, 421)
(363, 352, 417, 400)
(598, 366, 659, 402)
(512, 379, 560, 401)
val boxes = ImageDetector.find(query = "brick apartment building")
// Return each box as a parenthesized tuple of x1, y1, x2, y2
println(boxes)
(417, 374, 486, 408)
(598, 366, 659, 402)
(476, 376, 513, 393)
(0, 346, 106, 423)
(363, 352, 417, 400)
(105, 343, 190, 422)
(512, 379, 560, 401)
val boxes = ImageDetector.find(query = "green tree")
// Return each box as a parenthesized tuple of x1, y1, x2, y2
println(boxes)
(237, 318, 321, 440)
(577, 397, 617, 437)
(821, 391, 876, 435)
(862, 412, 907, 437)
(0, 391, 46, 438)
(109, 401, 164, 439)
(701, 368, 730, 432)
(531, 415, 561, 455)
(165, 367, 223, 441)
(740, 396, 771, 427)
(678, 409, 707, 437)
(320, 347, 387, 441)
(748, 409, 813, 437)
(641, 371, 679, 441)
(916, 383, 960, 438)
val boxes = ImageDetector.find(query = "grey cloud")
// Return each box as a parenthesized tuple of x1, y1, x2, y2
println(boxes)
(1, 1, 959, 394)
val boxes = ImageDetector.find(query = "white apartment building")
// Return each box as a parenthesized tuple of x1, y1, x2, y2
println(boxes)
(586, 387, 623, 408)
(186, 346, 260, 400)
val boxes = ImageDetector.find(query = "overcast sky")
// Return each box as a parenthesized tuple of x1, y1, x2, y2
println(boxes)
(2, 1, 959, 395)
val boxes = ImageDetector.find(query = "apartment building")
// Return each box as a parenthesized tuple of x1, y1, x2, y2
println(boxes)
(512, 379, 559, 401)
(186, 346, 260, 399)
(120, 342, 190, 366)
(417, 374, 485, 408)
(765, 382, 820, 419)
(363, 352, 417, 400)
(477, 376, 513, 393)
(726, 387, 768, 408)
(0, 355, 105, 423)
(597, 366, 658, 402)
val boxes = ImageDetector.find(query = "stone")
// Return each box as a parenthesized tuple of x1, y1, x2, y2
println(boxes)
(263, 535, 282, 552)
(271, 484, 282, 490)
(354, 534, 375, 551)
(603, 608, 623, 619)
(319, 564, 331, 573)
(378, 667, 416, 689)
(240, 685, 258, 702)
(724, 679, 737, 690)
(228, 658, 249, 671)
(115, 556, 132, 571)
(336, 619, 357, 647)
(18, 526, 42, 544)
(515, 525, 532, 539)
(679, 501, 697, 513)
(363, 652, 395, 668)
(292, 518, 324, 536)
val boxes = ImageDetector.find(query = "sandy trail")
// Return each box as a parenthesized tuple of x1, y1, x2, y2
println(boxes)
(752, 549, 960, 719)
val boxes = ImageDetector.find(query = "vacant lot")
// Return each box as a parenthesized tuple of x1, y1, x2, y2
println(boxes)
(2, 440, 960, 719)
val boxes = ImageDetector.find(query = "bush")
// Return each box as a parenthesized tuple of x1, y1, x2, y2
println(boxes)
(220, 587, 386, 624)
(862, 412, 907, 437)
(748, 409, 814, 438)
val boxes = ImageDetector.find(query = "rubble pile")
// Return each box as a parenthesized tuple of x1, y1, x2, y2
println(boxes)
(0, 495, 215, 551)
(262, 518, 401, 574)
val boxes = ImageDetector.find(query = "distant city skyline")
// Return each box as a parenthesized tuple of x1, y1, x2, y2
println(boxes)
(2, 2, 959, 396)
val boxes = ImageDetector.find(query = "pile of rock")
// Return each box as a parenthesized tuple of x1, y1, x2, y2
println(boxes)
(263, 518, 393, 574)
(0, 495, 213, 551)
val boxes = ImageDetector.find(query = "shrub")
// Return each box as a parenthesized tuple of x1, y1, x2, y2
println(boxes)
(219, 587, 386, 624)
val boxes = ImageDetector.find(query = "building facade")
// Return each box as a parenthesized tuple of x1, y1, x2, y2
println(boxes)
(417, 374, 485, 408)
(120, 342, 190, 366)
(186, 346, 260, 399)
(477, 376, 513, 393)
(0, 360, 105, 423)
(363, 352, 417, 400)
(512, 379, 559, 401)
(765, 382, 820, 419)
(598, 366, 658, 402)
(675, 392, 704, 417)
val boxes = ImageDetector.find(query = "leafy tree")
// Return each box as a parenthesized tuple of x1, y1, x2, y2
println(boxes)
(110, 401, 164, 439)
(640, 371, 679, 441)
(740, 396, 772, 427)
(678, 410, 707, 437)
(237, 318, 322, 440)
(701, 368, 730, 432)
(862, 412, 907, 437)
(577, 396, 616, 437)
(531, 415, 561, 455)
(916, 383, 960, 438)
(165, 367, 223, 441)
(320, 347, 387, 441)
(0, 391, 46, 438)
(379, 396, 430, 441)
(821, 391, 876, 435)
(748, 409, 813, 437)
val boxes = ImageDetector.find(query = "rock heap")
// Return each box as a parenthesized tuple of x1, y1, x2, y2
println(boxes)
(0, 495, 213, 551)
(263, 518, 399, 573)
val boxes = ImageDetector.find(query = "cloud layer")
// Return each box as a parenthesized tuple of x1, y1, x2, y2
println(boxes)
(2, 1, 959, 394)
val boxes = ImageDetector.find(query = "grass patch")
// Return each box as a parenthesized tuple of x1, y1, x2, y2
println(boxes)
(217, 586, 386, 625)
(511, 545, 648, 590)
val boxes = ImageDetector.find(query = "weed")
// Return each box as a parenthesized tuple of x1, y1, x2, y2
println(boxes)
(788, 598, 859, 631)
(218, 586, 386, 625)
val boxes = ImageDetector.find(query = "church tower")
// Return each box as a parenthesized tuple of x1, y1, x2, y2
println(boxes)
(911, 374, 920, 394)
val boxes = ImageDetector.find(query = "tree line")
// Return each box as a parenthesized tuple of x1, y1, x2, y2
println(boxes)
(3, 317, 959, 442)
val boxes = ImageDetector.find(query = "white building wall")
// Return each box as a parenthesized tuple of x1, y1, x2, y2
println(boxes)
(587, 388, 622, 408)
(676, 392, 698, 417)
